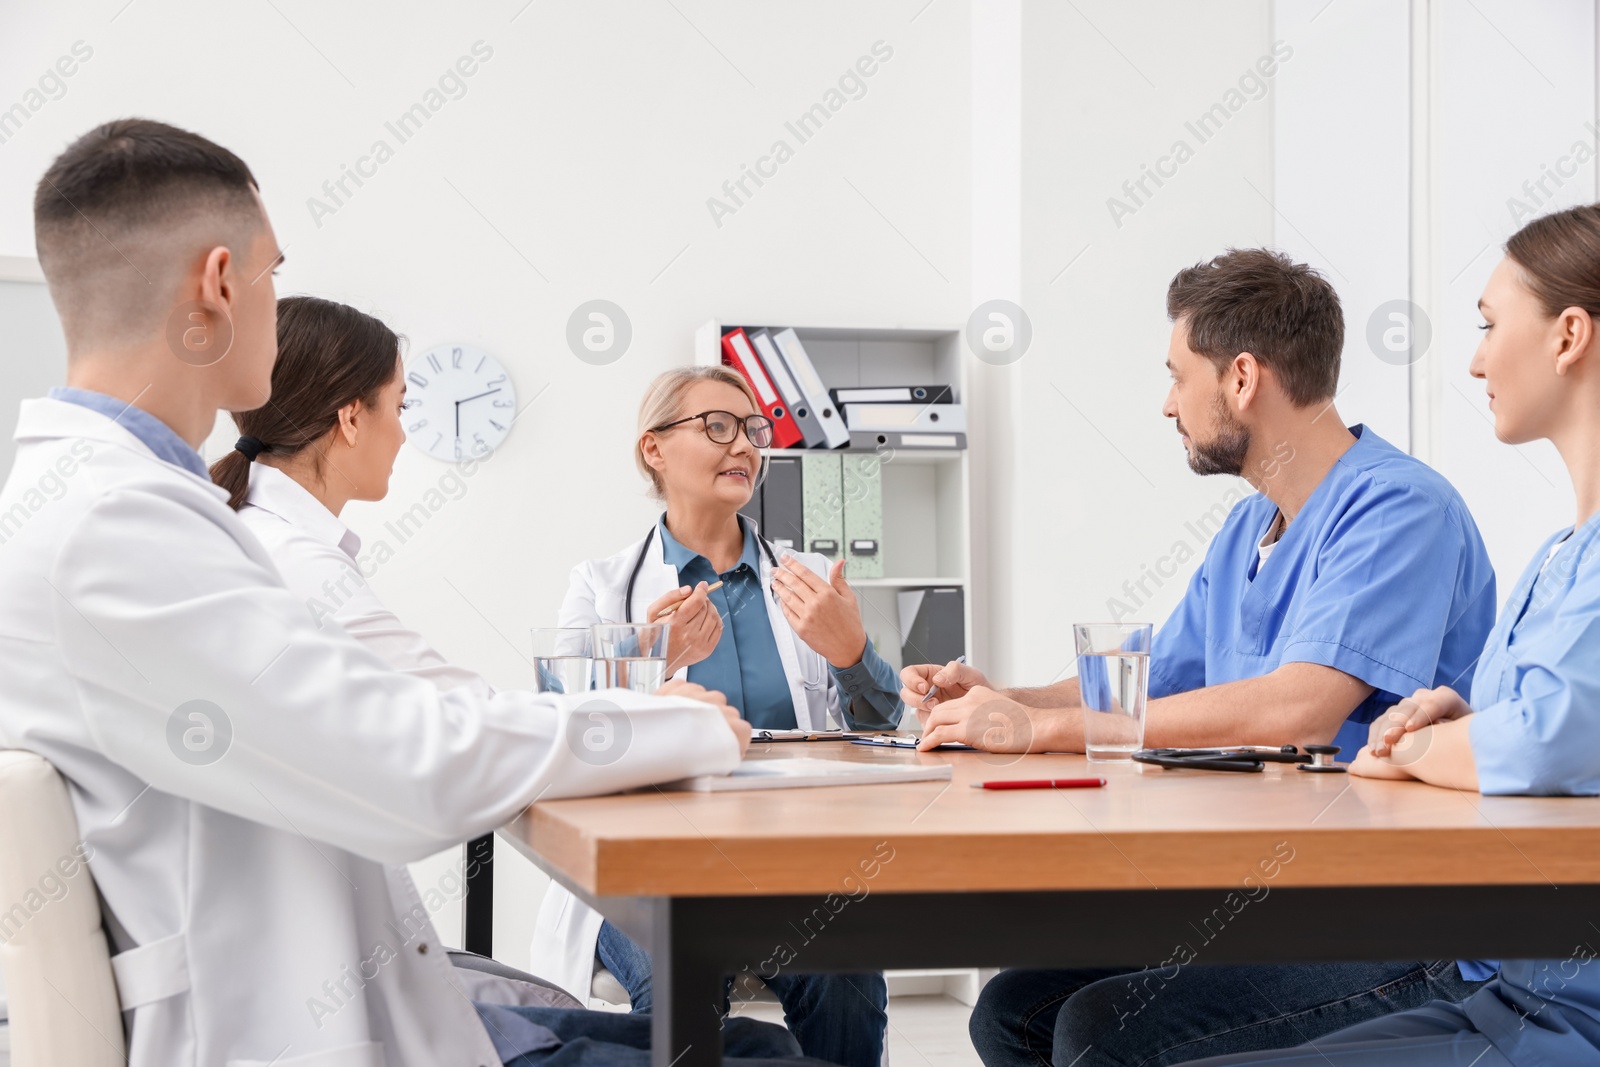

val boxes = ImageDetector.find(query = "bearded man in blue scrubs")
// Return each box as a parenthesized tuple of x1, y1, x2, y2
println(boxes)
(902, 249, 1499, 1067)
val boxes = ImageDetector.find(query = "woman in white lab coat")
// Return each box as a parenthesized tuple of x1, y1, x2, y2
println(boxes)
(210, 297, 508, 701)
(530, 366, 901, 1067)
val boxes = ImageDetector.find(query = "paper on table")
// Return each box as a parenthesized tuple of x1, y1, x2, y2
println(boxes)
(663, 757, 952, 792)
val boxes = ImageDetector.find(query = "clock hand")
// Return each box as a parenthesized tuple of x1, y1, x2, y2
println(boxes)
(454, 388, 503, 438)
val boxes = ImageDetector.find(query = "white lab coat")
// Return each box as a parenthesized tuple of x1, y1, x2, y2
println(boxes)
(0, 399, 741, 1067)
(528, 528, 841, 1004)
(237, 462, 498, 703)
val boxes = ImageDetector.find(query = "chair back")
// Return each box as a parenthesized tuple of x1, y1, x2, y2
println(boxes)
(0, 751, 125, 1067)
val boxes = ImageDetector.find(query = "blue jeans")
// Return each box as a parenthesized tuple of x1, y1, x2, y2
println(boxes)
(969, 960, 1488, 1067)
(1177, 998, 1511, 1065)
(597, 920, 887, 1067)
(500, 1005, 831, 1067)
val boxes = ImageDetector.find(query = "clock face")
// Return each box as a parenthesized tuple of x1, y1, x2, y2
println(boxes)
(402, 344, 517, 462)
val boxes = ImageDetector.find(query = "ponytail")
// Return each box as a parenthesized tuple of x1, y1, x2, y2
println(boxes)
(207, 435, 274, 510)
(207, 295, 400, 511)
(209, 449, 252, 510)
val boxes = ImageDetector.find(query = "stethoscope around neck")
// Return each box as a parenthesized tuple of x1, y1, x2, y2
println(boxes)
(623, 513, 782, 623)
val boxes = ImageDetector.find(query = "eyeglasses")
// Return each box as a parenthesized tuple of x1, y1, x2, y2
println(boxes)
(651, 410, 775, 448)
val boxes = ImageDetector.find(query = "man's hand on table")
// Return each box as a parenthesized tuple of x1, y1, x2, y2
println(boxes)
(915, 686, 1077, 753)
(899, 659, 991, 709)
(656, 680, 750, 756)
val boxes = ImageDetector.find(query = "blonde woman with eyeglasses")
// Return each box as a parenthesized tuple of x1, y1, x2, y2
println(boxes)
(529, 365, 899, 1067)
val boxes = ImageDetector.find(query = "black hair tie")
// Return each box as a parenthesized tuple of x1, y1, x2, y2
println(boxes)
(235, 435, 270, 461)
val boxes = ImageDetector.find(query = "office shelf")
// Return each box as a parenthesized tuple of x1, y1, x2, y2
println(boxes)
(850, 577, 966, 588)
(766, 447, 963, 464)
(697, 319, 982, 680)
(674, 320, 987, 1002)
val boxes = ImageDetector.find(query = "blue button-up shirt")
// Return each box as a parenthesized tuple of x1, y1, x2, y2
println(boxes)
(658, 516, 901, 730)
(48, 386, 210, 478)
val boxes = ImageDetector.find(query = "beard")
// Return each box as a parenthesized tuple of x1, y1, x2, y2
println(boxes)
(1182, 395, 1251, 477)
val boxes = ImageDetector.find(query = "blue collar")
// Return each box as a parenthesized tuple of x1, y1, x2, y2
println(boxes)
(48, 387, 210, 479)
(657, 514, 762, 575)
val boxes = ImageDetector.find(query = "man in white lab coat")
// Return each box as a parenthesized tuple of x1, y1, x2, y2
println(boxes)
(0, 119, 819, 1067)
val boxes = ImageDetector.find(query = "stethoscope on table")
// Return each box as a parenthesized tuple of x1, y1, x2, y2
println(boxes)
(1132, 744, 1346, 773)
(622, 515, 781, 623)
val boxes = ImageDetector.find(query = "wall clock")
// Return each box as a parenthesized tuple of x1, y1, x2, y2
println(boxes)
(402, 343, 517, 462)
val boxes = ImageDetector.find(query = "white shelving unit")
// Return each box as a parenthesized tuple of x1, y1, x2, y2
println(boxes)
(698, 320, 988, 1003)
(695, 320, 983, 676)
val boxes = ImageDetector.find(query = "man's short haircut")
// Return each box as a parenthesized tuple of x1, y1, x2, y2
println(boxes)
(1166, 248, 1344, 406)
(34, 118, 262, 350)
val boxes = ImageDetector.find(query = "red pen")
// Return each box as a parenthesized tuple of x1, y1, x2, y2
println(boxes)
(970, 778, 1107, 790)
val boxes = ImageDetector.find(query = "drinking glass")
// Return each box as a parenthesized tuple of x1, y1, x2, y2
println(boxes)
(1072, 622, 1153, 761)
(530, 628, 594, 694)
(592, 622, 671, 693)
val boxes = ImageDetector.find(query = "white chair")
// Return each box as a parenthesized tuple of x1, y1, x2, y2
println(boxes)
(590, 962, 632, 1010)
(588, 961, 779, 1013)
(0, 751, 125, 1067)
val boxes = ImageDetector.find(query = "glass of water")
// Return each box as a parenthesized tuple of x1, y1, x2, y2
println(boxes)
(1072, 622, 1153, 762)
(592, 622, 671, 694)
(530, 628, 594, 695)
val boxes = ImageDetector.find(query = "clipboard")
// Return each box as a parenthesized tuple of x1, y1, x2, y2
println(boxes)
(849, 735, 976, 752)
(752, 729, 849, 742)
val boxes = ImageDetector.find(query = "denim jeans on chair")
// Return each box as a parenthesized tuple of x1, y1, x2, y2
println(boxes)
(597, 919, 887, 1067)
(1174, 996, 1512, 1066)
(499, 1005, 832, 1067)
(968, 959, 1489, 1067)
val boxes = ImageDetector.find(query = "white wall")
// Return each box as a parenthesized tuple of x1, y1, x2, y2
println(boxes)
(969, 0, 1021, 682)
(1272, 0, 1412, 451)
(0, 266, 66, 475)
(1013, 0, 1278, 680)
(1433, 0, 1594, 588)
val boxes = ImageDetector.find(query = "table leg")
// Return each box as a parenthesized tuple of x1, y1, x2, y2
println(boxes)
(650, 898, 726, 1067)
(463, 833, 494, 957)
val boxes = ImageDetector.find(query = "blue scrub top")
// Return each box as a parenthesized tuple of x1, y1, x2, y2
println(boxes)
(1149, 425, 1498, 757)
(1423, 514, 1600, 1063)
(1469, 512, 1600, 796)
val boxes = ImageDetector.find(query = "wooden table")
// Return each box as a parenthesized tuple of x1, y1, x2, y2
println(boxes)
(500, 742, 1600, 1067)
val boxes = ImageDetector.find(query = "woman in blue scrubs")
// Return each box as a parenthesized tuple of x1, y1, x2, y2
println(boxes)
(1173, 209, 1600, 1066)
